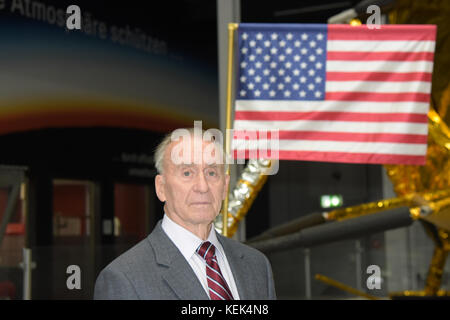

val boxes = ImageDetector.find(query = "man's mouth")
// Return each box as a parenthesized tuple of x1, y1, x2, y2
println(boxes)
(190, 202, 211, 205)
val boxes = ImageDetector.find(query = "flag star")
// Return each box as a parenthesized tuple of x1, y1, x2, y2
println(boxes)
(284, 90, 291, 97)
(269, 90, 276, 97)
(241, 47, 248, 54)
(300, 62, 307, 69)
(248, 69, 255, 76)
(249, 40, 256, 47)
(255, 76, 262, 82)
(317, 33, 324, 40)
(309, 41, 316, 48)
(285, 62, 292, 69)
(308, 83, 315, 90)
(308, 69, 315, 76)
(316, 48, 323, 55)
(270, 76, 276, 83)
(271, 33, 278, 40)
(270, 62, 277, 69)
(278, 83, 285, 90)
(270, 47, 278, 54)
(279, 40, 286, 47)
(256, 33, 263, 40)
(255, 62, 262, 68)
(301, 33, 308, 40)
(294, 40, 301, 47)
(300, 76, 306, 83)
(301, 48, 308, 55)
(264, 40, 271, 47)
(248, 83, 255, 90)
(249, 55, 256, 61)
(299, 90, 306, 97)
(278, 55, 286, 61)
(242, 33, 248, 40)
(263, 83, 270, 90)
(309, 55, 316, 62)
(263, 69, 270, 75)
(285, 48, 293, 55)
(315, 91, 322, 98)
(240, 90, 246, 96)
(294, 55, 301, 62)
(315, 62, 323, 69)
(293, 83, 299, 90)
(284, 76, 291, 83)
(278, 69, 285, 76)
(256, 47, 263, 54)
(254, 90, 261, 97)
(293, 69, 300, 76)
(286, 33, 293, 40)
(264, 55, 271, 61)
(240, 76, 246, 83)
(315, 76, 322, 83)
(241, 61, 247, 68)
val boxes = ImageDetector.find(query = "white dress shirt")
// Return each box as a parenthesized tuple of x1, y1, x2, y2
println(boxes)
(161, 214, 240, 300)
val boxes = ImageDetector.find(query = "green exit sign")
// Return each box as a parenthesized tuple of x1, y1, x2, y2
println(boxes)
(320, 195, 343, 208)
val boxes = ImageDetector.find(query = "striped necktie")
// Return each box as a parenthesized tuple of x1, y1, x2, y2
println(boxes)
(196, 241, 234, 300)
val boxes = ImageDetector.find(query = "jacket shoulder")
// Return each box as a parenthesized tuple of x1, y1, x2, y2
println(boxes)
(102, 236, 155, 274)
(94, 236, 159, 299)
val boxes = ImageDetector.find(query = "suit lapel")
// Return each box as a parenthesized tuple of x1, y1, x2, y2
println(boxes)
(148, 222, 209, 300)
(161, 254, 208, 300)
(217, 233, 256, 300)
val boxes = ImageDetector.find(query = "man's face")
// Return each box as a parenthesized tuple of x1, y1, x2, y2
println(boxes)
(155, 137, 229, 228)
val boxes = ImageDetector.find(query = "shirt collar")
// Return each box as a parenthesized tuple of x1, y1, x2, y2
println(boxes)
(161, 214, 224, 261)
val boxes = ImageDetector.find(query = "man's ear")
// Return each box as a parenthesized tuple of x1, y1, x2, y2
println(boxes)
(155, 174, 166, 202)
(222, 174, 230, 200)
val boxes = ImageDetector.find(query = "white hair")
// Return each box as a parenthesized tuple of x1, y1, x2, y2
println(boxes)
(154, 131, 179, 174)
(154, 128, 226, 175)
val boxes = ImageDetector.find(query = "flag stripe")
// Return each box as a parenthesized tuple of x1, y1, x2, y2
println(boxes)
(326, 72, 432, 82)
(327, 40, 435, 52)
(327, 24, 437, 41)
(326, 81, 431, 93)
(232, 140, 427, 155)
(232, 150, 426, 165)
(233, 130, 428, 144)
(234, 120, 428, 134)
(327, 51, 434, 61)
(234, 111, 427, 123)
(325, 91, 430, 102)
(235, 100, 430, 114)
(326, 60, 434, 73)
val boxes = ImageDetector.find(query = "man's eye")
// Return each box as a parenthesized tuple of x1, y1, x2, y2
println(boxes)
(183, 171, 191, 177)
(207, 170, 216, 176)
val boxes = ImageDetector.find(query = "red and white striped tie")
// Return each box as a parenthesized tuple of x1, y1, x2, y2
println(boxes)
(196, 241, 234, 300)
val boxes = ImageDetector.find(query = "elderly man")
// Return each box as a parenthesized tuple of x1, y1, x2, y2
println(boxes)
(94, 128, 276, 300)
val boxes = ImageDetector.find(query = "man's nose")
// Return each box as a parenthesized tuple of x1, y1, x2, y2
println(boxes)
(194, 171, 209, 193)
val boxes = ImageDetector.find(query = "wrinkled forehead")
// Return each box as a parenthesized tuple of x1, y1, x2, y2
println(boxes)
(164, 135, 224, 168)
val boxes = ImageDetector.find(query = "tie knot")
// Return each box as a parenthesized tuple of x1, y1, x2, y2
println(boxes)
(196, 241, 216, 261)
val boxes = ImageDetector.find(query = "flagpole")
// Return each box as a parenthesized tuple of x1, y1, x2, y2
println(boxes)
(222, 22, 238, 237)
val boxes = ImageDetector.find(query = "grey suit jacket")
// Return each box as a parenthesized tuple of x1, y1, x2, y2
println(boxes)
(94, 220, 276, 300)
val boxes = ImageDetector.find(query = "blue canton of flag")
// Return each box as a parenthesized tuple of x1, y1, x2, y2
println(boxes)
(237, 24, 327, 101)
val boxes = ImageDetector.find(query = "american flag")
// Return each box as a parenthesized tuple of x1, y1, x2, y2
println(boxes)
(232, 23, 436, 165)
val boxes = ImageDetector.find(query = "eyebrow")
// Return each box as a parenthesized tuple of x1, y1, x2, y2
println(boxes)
(177, 164, 195, 169)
